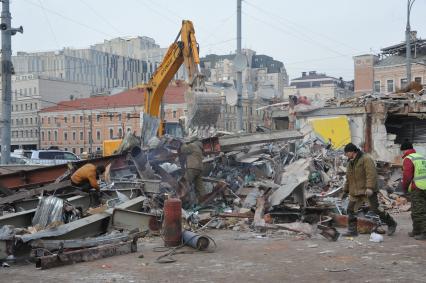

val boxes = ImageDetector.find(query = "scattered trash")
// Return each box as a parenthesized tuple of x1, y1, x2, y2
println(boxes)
(369, 232, 384, 243)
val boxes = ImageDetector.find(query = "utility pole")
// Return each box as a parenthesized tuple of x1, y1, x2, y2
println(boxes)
(0, 0, 22, 164)
(89, 110, 93, 154)
(236, 0, 243, 131)
(405, 0, 416, 85)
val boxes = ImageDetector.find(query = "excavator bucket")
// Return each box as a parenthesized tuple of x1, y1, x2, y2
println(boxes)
(186, 90, 222, 128)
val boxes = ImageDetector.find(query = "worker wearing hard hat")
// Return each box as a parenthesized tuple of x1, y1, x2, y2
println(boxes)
(180, 136, 204, 204)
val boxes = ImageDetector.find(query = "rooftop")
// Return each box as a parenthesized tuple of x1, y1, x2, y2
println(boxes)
(40, 82, 187, 113)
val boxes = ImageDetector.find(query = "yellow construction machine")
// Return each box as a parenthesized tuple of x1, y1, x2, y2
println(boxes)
(139, 20, 221, 144)
(102, 20, 221, 156)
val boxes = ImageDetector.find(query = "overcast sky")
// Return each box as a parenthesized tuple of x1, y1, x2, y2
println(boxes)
(9, 0, 426, 81)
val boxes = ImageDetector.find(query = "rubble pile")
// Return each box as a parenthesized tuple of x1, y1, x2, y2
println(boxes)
(0, 129, 409, 269)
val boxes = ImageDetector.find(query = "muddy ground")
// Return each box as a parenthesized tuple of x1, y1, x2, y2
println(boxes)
(2, 212, 425, 283)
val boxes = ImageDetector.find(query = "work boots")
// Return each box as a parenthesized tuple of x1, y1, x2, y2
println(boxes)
(342, 216, 358, 237)
(387, 221, 397, 236)
(414, 234, 426, 240)
(408, 231, 420, 237)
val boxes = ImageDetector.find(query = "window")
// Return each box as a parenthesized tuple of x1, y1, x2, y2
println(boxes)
(80, 116, 83, 123)
(73, 132, 76, 141)
(118, 114, 121, 121)
(173, 111, 177, 118)
(127, 113, 131, 120)
(96, 130, 101, 140)
(387, 80, 394, 92)
(30, 118, 33, 124)
(97, 115, 100, 122)
(72, 148, 76, 154)
(54, 131, 58, 141)
(109, 114, 113, 121)
(64, 116, 67, 123)
(127, 127, 131, 132)
(80, 131, 83, 140)
(415, 77, 422, 84)
(64, 132, 68, 141)
(109, 128, 113, 139)
(41, 131, 45, 141)
(400, 78, 408, 89)
(42, 117, 44, 124)
(64, 152, 78, 160)
(25, 118, 28, 125)
(25, 130, 28, 137)
(48, 131, 51, 140)
(118, 128, 123, 138)
(34, 103, 38, 110)
(72, 116, 76, 123)
(80, 148, 84, 154)
(374, 81, 380, 93)
(48, 117, 51, 124)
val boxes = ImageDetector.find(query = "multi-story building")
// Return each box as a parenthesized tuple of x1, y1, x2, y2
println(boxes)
(201, 49, 289, 100)
(354, 35, 426, 95)
(206, 82, 265, 133)
(284, 71, 354, 100)
(0, 74, 91, 150)
(12, 48, 157, 94)
(39, 82, 187, 154)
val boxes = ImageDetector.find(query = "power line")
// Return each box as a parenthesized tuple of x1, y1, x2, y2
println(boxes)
(78, 0, 123, 34)
(23, 0, 114, 38)
(37, 0, 60, 50)
(244, 0, 361, 54)
(242, 11, 348, 57)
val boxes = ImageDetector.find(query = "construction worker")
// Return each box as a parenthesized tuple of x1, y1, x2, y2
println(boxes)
(71, 163, 105, 205)
(180, 136, 204, 204)
(342, 143, 397, 236)
(400, 141, 426, 240)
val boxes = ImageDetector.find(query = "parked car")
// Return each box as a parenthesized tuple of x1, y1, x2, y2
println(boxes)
(29, 150, 80, 165)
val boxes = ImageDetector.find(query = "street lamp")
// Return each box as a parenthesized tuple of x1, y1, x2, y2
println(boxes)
(406, 0, 416, 84)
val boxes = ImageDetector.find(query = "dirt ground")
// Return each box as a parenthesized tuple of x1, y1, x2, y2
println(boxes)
(2, 212, 426, 283)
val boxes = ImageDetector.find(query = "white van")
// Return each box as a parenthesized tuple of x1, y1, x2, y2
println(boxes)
(29, 150, 80, 165)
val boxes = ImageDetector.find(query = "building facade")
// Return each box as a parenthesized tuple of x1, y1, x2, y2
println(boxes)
(39, 82, 187, 154)
(354, 37, 426, 95)
(201, 49, 289, 100)
(0, 74, 91, 150)
(284, 71, 354, 101)
(13, 48, 157, 94)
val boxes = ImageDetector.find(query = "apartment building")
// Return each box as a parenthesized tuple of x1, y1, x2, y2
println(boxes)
(354, 36, 426, 95)
(201, 49, 289, 100)
(39, 82, 187, 154)
(284, 71, 354, 100)
(0, 74, 91, 150)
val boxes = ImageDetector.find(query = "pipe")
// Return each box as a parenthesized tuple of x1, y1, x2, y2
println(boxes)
(182, 230, 209, 251)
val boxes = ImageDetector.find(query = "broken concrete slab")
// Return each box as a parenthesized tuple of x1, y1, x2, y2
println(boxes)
(269, 159, 310, 207)
(219, 131, 303, 151)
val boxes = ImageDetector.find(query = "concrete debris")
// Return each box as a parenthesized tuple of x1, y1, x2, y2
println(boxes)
(0, 125, 411, 269)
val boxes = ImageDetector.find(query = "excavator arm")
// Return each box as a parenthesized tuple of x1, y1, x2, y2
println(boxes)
(144, 20, 200, 117)
(139, 20, 221, 143)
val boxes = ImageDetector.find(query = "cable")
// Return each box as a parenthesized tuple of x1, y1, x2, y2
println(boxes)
(78, 0, 123, 34)
(242, 11, 347, 57)
(37, 0, 61, 50)
(244, 0, 361, 54)
(22, 0, 114, 38)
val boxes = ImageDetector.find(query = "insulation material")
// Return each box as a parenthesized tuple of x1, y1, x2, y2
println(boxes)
(32, 196, 64, 229)
(308, 116, 351, 149)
